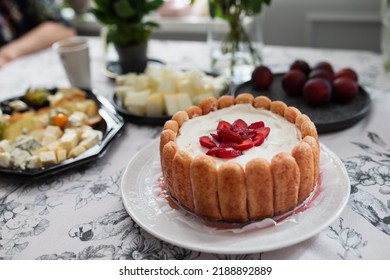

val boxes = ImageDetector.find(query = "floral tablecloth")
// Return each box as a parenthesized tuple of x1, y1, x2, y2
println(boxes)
(0, 37, 389, 260)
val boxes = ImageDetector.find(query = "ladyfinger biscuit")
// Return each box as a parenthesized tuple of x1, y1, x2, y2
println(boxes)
(217, 162, 248, 222)
(190, 155, 222, 220)
(245, 158, 274, 220)
(217, 95, 235, 109)
(303, 135, 320, 183)
(161, 141, 178, 199)
(186, 105, 202, 119)
(253, 95, 271, 109)
(300, 120, 319, 142)
(160, 129, 176, 160)
(199, 96, 218, 115)
(284, 106, 301, 124)
(295, 114, 311, 128)
(163, 120, 179, 134)
(172, 110, 188, 127)
(172, 150, 194, 211)
(271, 152, 300, 215)
(292, 142, 314, 204)
(270, 101, 287, 116)
(235, 93, 254, 104)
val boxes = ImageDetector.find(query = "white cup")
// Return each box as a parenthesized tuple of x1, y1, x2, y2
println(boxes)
(53, 37, 91, 89)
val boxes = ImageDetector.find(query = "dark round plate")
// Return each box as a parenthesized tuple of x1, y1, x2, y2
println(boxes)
(112, 93, 170, 126)
(0, 89, 125, 178)
(234, 73, 371, 133)
(104, 59, 165, 79)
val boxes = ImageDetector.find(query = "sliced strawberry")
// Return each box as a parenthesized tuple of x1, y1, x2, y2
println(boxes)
(253, 133, 265, 146)
(248, 121, 265, 130)
(217, 129, 243, 143)
(210, 133, 221, 142)
(217, 148, 242, 158)
(199, 136, 216, 148)
(239, 128, 256, 140)
(231, 119, 248, 132)
(234, 139, 254, 151)
(219, 140, 237, 148)
(256, 127, 270, 138)
(217, 120, 231, 131)
(206, 147, 224, 156)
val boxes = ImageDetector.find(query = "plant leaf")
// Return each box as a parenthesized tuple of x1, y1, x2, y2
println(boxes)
(114, 0, 135, 18)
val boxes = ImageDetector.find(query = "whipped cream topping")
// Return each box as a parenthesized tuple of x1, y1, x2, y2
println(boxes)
(176, 103, 302, 166)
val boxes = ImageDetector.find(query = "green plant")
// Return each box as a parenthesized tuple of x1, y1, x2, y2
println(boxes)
(91, 0, 163, 46)
(208, 0, 272, 75)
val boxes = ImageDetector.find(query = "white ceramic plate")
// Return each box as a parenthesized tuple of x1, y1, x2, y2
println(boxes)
(121, 139, 350, 254)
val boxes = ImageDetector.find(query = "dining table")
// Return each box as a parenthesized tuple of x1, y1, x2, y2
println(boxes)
(0, 36, 389, 261)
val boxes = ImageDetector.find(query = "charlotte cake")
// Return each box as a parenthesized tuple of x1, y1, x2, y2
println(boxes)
(160, 93, 320, 223)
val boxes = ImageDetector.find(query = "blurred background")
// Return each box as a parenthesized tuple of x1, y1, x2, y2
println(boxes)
(61, 0, 382, 52)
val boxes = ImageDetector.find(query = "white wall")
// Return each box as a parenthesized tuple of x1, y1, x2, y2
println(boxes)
(262, 0, 382, 52)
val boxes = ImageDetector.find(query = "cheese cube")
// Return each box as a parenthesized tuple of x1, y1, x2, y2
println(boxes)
(0, 152, 11, 168)
(39, 151, 57, 166)
(60, 132, 79, 152)
(146, 93, 164, 116)
(67, 112, 87, 127)
(124, 89, 150, 107)
(79, 133, 100, 149)
(44, 125, 63, 139)
(56, 149, 67, 162)
(68, 145, 86, 158)
(26, 155, 42, 169)
(0, 139, 12, 153)
(41, 134, 57, 146)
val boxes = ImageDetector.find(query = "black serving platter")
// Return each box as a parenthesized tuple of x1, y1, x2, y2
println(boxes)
(0, 88, 125, 178)
(234, 73, 371, 133)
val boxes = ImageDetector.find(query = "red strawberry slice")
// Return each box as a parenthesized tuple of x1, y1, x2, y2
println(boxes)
(217, 129, 243, 143)
(256, 127, 270, 138)
(234, 139, 254, 151)
(217, 148, 242, 158)
(217, 120, 231, 131)
(239, 128, 256, 140)
(219, 140, 237, 148)
(248, 121, 265, 130)
(199, 136, 216, 148)
(210, 133, 221, 142)
(253, 133, 265, 146)
(231, 119, 248, 132)
(206, 147, 224, 156)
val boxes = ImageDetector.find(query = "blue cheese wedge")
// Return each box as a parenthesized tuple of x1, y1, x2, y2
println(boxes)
(14, 135, 41, 152)
(10, 148, 31, 169)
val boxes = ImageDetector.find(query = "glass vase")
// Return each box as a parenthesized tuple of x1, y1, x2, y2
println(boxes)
(381, 0, 390, 73)
(207, 12, 264, 84)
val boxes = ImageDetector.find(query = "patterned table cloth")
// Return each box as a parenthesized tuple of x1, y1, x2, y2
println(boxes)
(0, 37, 389, 260)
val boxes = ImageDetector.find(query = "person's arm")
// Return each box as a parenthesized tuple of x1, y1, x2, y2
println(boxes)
(0, 21, 76, 67)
